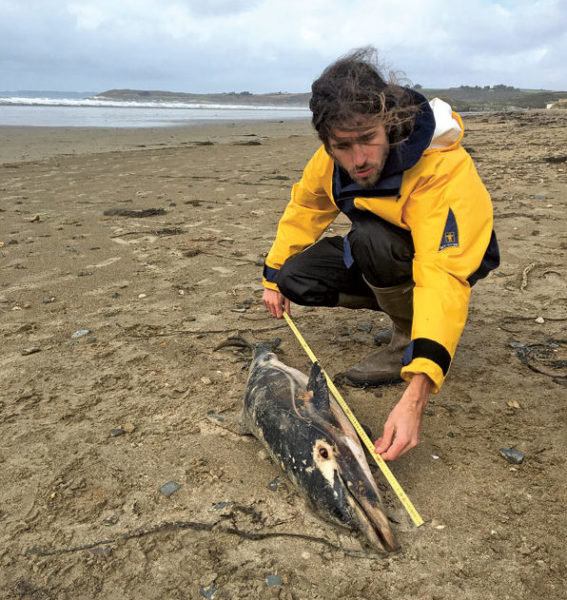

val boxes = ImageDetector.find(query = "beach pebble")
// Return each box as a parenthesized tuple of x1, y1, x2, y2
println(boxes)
(43, 297, 55, 303)
(201, 377, 212, 385)
(158, 481, 181, 497)
(499, 448, 525, 464)
(265, 575, 283, 587)
(77, 270, 93, 277)
(374, 329, 393, 345)
(199, 586, 217, 599)
(110, 428, 125, 437)
(71, 329, 91, 339)
(30, 215, 40, 222)
(267, 476, 280, 491)
(212, 501, 229, 511)
(138, 293, 147, 299)
(356, 322, 373, 333)
(431, 519, 446, 530)
(535, 316, 545, 324)
(21, 347, 41, 356)
(102, 514, 119, 526)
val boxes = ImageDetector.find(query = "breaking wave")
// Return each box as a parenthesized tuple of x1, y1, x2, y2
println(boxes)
(0, 96, 308, 112)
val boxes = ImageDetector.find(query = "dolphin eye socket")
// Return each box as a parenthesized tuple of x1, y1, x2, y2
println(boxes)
(319, 447, 329, 459)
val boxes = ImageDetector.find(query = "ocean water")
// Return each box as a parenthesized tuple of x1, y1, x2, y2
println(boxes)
(0, 95, 311, 128)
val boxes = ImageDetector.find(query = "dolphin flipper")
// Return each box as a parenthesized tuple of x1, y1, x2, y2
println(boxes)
(206, 410, 251, 436)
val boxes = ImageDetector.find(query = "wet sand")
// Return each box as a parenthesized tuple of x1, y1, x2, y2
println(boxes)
(1, 113, 566, 599)
(0, 119, 313, 164)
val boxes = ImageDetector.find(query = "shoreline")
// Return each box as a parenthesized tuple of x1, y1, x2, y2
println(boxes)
(3, 109, 557, 165)
(0, 118, 313, 164)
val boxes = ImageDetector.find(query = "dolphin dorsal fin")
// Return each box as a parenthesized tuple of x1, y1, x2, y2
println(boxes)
(306, 362, 331, 411)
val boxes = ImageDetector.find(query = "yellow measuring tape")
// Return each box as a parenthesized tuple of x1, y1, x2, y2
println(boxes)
(283, 312, 424, 527)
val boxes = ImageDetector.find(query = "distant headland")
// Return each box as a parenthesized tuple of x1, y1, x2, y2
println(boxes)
(93, 86, 567, 112)
(92, 89, 311, 107)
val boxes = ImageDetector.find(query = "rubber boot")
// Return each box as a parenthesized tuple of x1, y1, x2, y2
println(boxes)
(344, 280, 413, 386)
(337, 292, 378, 310)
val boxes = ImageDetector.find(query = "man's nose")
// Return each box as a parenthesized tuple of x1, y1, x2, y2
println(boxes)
(352, 144, 367, 166)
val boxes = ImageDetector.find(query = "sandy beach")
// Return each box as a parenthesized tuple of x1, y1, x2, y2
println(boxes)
(1, 112, 566, 599)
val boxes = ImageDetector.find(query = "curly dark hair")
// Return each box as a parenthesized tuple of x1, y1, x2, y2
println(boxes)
(309, 47, 420, 148)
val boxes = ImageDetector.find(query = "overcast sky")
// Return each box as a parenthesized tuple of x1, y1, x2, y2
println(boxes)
(1, 0, 565, 93)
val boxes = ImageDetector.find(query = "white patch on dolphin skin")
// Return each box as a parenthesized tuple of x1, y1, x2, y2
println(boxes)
(312, 439, 339, 488)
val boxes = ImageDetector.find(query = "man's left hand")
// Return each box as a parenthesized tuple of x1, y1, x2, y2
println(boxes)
(374, 373, 432, 461)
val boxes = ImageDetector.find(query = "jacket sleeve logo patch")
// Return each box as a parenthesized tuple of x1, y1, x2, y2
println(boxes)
(439, 207, 459, 250)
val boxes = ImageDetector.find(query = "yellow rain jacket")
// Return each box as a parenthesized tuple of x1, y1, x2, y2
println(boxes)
(263, 96, 499, 392)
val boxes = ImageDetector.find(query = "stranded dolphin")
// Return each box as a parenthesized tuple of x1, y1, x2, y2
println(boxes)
(216, 340, 398, 553)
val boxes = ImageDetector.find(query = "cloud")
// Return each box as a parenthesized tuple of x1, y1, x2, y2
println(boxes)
(67, 4, 106, 30)
(0, 0, 565, 91)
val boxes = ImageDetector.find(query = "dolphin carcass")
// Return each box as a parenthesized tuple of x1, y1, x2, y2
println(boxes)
(233, 343, 399, 553)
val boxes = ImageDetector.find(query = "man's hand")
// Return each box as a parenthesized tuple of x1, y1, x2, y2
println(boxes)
(263, 288, 290, 318)
(374, 373, 432, 461)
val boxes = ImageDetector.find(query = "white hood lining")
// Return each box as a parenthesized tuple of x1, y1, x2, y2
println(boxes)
(428, 97, 461, 149)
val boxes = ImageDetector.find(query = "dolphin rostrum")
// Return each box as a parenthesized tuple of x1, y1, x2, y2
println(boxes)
(226, 342, 399, 553)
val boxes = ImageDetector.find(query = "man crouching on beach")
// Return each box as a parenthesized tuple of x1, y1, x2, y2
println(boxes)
(262, 47, 499, 461)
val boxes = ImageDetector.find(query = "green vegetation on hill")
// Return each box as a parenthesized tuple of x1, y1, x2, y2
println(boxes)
(94, 86, 566, 112)
(417, 85, 566, 111)
(94, 89, 311, 106)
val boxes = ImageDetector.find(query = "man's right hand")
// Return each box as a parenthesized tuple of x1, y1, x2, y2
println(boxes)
(263, 288, 290, 318)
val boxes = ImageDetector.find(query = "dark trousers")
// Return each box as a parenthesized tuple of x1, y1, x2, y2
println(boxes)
(278, 213, 414, 307)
